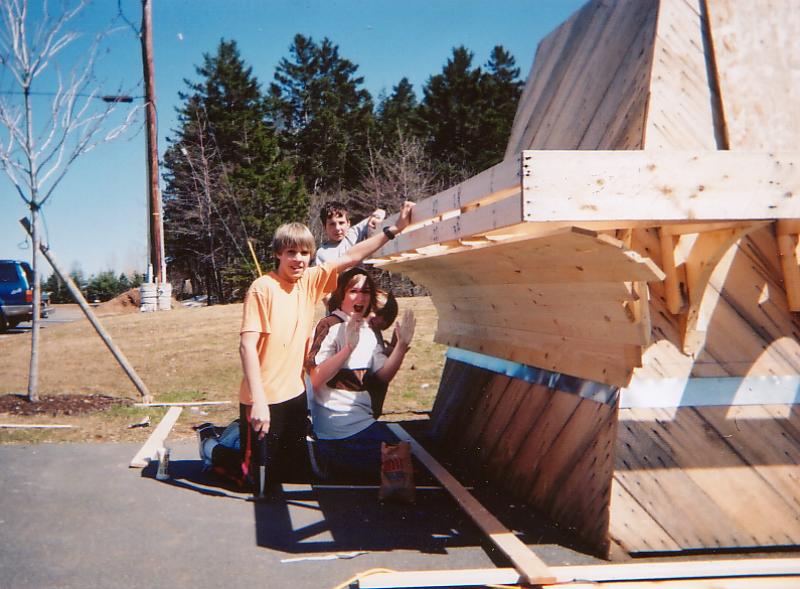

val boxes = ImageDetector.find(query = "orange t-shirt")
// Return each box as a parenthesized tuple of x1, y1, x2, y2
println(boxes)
(238, 263, 338, 405)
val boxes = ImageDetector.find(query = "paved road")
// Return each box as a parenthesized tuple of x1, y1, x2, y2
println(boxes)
(0, 304, 88, 340)
(0, 440, 597, 589)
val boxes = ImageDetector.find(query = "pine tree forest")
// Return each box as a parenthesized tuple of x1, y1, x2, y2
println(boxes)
(162, 37, 522, 302)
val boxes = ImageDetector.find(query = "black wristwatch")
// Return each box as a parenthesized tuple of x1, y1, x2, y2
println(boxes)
(383, 226, 397, 240)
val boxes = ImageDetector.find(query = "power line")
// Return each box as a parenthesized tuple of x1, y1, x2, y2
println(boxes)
(0, 90, 141, 103)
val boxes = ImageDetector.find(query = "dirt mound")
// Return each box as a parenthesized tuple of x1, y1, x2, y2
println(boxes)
(0, 393, 130, 416)
(95, 288, 141, 315)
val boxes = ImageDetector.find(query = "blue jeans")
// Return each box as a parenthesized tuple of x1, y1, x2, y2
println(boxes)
(316, 421, 398, 480)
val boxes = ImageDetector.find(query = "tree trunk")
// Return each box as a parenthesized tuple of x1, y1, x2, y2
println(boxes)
(27, 207, 41, 402)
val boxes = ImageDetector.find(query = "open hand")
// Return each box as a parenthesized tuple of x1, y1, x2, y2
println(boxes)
(395, 309, 416, 348)
(395, 201, 415, 232)
(345, 313, 363, 350)
(368, 208, 386, 230)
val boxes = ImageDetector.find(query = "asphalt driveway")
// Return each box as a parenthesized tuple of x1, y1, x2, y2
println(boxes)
(0, 435, 598, 589)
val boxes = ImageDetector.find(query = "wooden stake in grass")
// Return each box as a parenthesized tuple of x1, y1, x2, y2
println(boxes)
(20, 218, 153, 403)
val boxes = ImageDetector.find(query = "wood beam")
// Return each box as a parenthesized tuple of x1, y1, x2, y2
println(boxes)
(386, 423, 555, 585)
(357, 558, 800, 588)
(521, 150, 800, 222)
(658, 228, 685, 314)
(375, 192, 523, 258)
(681, 224, 762, 354)
(776, 219, 800, 311)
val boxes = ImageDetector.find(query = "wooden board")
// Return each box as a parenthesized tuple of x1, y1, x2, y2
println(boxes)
(505, 0, 609, 154)
(521, 150, 800, 222)
(506, 390, 582, 494)
(360, 561, 800, 589)
(533, 0, 657, 150)
(436, 325, 638, 387)
(697, 405, 800, 512)
(386, 423, 556, 585)
(579, 1, 655, 150)
(505, 3, 584, 156)
(644, 0, 718, 149)
(129, 406, 182, 468)
(484, 382, 553, 480)
(608, 479, 681, 553)
(475, 378, 532, 469)
(613, 405, 800, 552)
(533, 396, 619, 551)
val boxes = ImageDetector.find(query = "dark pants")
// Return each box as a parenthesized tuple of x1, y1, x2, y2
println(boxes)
(241, 394, 311, 490)
(317, 421, 398, 482)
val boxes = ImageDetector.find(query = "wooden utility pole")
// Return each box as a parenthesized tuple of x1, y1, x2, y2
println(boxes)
(141, 0, 164, 283)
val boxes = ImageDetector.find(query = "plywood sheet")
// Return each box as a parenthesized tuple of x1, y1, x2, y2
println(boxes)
(706, 0, 800, 149)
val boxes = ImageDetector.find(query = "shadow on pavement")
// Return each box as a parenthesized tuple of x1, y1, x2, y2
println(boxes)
(137, 419, 594, 563)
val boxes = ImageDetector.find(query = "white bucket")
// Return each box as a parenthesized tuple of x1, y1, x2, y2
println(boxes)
(157, 282, 172, 311)
(139, 282, 157, 312)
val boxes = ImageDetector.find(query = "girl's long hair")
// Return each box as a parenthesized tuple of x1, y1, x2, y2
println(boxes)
(327, 267, 377, 316)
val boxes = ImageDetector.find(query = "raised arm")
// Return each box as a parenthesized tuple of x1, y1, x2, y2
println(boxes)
(374, 309, 415, 383)
(330, 201, 415, 274)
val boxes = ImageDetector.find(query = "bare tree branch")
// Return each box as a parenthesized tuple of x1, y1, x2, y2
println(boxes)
(0, 0, 140, 402)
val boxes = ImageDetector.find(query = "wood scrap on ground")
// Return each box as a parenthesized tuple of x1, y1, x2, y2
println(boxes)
(129, 406, 182, 468)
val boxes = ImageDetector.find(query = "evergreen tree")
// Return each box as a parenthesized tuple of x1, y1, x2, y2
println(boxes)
(419, 46, 483, 182)
(269, 34, 374, 194)
(163, 39, 306, 302)
(419, 45, 522, 181)
(87, 271, 122, 302)
(376, 78, 422, 148)
(475, 46, 522, 170)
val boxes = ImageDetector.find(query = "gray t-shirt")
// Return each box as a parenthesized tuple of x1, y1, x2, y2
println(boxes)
(314, 217, 370, 266)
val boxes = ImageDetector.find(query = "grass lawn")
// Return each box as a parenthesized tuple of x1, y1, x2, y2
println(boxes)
(0, 297, 446, 443)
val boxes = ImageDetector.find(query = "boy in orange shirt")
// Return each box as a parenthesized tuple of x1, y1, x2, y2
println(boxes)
(236, 203, 413, 496)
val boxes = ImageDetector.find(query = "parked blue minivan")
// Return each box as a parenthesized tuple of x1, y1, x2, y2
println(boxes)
(0, 259, 51, 332)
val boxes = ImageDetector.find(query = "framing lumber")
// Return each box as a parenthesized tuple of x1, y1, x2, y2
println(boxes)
(385, 423, 555, 585)
(681, 224, 762, 353)
(521, 150, 800, 222)
(129, 406, 182, 468)
(658, 228, 684, 314)
(376, 155, 521, 258)
(0, 424, 73, 428)
(777, 220, 800, 311)
(357, 558, 800, 588)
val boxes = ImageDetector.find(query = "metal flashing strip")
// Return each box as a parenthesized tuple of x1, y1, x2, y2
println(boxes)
(445, 347, 618, 405)
(620, 375, 800, 408)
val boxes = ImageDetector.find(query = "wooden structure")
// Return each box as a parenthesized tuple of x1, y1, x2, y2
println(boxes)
(372, 0, 800, 557)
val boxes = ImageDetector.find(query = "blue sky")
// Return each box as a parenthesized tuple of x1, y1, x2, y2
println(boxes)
(1, 0, 585, 276)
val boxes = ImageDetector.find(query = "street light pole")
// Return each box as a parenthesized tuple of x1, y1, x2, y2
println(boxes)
(141, 0, 164, 284)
